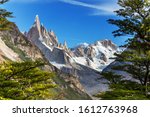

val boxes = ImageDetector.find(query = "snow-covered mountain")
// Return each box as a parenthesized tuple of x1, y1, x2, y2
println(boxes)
(26, 15, 118, 72)
(72, 40, 117, 71)
(25, 15, 118, 95)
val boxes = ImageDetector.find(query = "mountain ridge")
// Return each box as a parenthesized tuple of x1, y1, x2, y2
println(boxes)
(24, 15, 118, 95)
(26, 15, 118, 71)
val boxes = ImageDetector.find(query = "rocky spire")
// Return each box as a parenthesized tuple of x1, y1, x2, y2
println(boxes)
(27, 15, 59, 46)
(34, 15, 42, 40)
(63, 40, 68, 50)
(35, 15, 40, 26)
(49, 30, 55, 37)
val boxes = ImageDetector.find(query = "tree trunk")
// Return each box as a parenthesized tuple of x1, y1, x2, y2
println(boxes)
(144, 64, 149, 85)
(144, 64, 149, 95)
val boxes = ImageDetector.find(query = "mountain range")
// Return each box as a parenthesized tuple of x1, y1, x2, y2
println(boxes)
(0, 15, 118, 99)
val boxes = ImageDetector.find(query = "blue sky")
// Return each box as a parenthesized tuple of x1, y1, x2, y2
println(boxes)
(2, 0, 127, 47)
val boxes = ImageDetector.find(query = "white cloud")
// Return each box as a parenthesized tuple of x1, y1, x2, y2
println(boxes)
(59, 0, 120, 16)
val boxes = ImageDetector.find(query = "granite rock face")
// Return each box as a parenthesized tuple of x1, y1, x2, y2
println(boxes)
(26, 15, 72, 65)
(27, 15, 58, 47)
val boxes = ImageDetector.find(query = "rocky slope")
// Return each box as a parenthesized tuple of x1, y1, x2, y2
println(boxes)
(0, 25, 42, 64)
(0, 37, 19, 62)
(0, 23, 91, 100)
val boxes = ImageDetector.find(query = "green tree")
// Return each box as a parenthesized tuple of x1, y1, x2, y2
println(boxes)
(108, 0, 150, 52)
(0, 0, 13, 30)
(108, 0, 150, 42)
(107, 0, 150, 95)
(99, 0, 150, 99)
(0, 60, 56, 100)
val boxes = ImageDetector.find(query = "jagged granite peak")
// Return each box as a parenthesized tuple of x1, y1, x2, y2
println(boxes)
(26, 15, 73, 65)
(23, 31, 28, 37)
(63, 40, 68, 50)
(27, 15, 58, 46)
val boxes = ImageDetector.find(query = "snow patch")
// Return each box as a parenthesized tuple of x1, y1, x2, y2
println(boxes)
(41, 42, 53, 51)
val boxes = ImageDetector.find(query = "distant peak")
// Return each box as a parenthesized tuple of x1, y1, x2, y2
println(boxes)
(78, 43, 89, 47)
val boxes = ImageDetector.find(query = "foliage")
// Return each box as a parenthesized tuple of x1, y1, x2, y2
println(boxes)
(118, 50, 150, 85)
(99, 71, 150, 99)
(101, 71, 123, 84)
(108, 0, 150, 51)
(0, 0, 13, 31)
(108, 0, 150, 41)
(0, 60, 57, 100)
(96, 80, 150, 100)
(104, 0, 150, 97)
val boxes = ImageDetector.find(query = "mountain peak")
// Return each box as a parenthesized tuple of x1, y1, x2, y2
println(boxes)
(35, 15, 40, 22)
(27, 15, 58, 47)
(34, 15, 41, 30)
(95, 39, 117, 50)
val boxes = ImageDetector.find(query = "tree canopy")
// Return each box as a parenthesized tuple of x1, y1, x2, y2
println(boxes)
(99, 0, 150, 99)
(0, 60, 57, 100)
